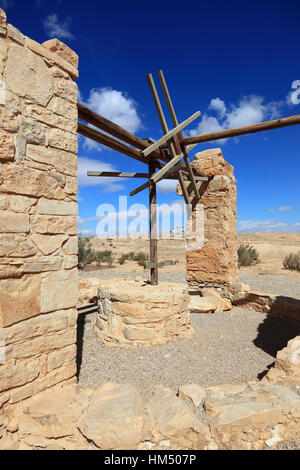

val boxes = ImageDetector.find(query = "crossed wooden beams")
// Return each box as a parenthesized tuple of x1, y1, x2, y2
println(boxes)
(78, 71, 300, 284)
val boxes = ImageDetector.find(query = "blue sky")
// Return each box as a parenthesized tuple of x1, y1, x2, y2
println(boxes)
(2, 0, 300, 235)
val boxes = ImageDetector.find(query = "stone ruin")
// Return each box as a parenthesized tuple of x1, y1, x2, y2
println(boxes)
(0, 8, 300, 450)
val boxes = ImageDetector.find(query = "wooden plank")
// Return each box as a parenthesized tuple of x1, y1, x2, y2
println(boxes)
(141, 111, 201, 158)
(146, 73, 191, 204)
(87, 171, 150, 178)
(150, 151, 184, 184)
(182, 114, 300, 145)
(156, 70, 200, 198)
(149, 157, 158, 285)
(77, 102, 169, 162)
(129, 181, 150, 197)
(78, 122, 164, 170)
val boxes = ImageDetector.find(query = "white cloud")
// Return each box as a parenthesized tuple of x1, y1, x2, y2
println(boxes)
(81, 87, 142, 153)
(78, 156, 125, 192)
(209, 98, 227, 118)
(157, 179, 178, 193)
(188, 95, 285, 145)
(86, 88, 142, 134)
(278, 206, 294, 212)
(43, 13, 75, 41)
(238, 219, 300, 233)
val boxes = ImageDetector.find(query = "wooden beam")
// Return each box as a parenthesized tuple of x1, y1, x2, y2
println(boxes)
(78, 102, 169, 162)
(78, 122, 164, 170)
(157, 70, 200, 198)
(150, 152, 184, 184)
(182, 114, 300, 146)
(149, 158, 158, 285)
(129, 172, 208, 197)
(146, 73, 191, 204)
(141, 111, 201, 158)
(87, 171, 150, 178)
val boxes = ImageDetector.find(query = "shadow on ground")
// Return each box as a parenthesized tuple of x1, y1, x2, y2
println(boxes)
(76, 304, 98, 377)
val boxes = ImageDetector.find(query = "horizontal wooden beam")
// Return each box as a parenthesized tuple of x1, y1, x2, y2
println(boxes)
(150, 152, 184, 184)
(87, 171, 150, 178)
(141, 111, 201, 158)
(182, 114, 300, 145)
(78, 102, 169, 162)
(78, 122, 164, 170)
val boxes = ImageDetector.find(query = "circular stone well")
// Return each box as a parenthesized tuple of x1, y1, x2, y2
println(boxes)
(94, 280, 194, 347)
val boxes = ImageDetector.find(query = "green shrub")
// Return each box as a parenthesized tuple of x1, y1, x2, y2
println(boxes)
(133, 251, 149, 267)
(283, 252, 300, 271)
(237, 244, 259, 267)
(94, 250, 113, 267)
(78, 235, 95, 269)
(118, 253, 129, 265)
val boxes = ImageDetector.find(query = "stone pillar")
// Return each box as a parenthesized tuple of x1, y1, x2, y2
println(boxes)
(0, 8, 79, 428)
(178, 148, 238, 298)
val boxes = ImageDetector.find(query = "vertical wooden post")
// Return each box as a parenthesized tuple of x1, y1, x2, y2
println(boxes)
(149, 157, 158, 285)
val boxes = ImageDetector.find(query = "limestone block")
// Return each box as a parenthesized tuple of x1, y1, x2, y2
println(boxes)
(0, 105, 19, 132)
(39, 198, 77, 216)
(0, 130, 14, 160)
(10, 381, 39, 404)
(7, 24, 25, 45)
(31, 233, 67, 255)
(0, 195, 7, 210)
(9, 195, 36, 213)
(178, 384, 206, 408)
(37, 361, 77, 392)
(0, 211, 30, 233)
(22, 257, 62, 273)
(0, 234, 36, 257)
(78, 383, 144, 449)
(54, 78, 78, 103)
(63, 256, 77, 270)
(4, 45, 53, 106)
(146, 385, 210, 449)
(8, 328, 76, 360)
(0, 359, 40, 393)
(14, 135, 26, 164)
(0, 274, 41, 327)
(47, 344, 76, 372)
(25, 37, 78, 79)
(20, 117, 46, 145)
(0, 165, 58, 198)
(24, 104, 77, 134)
(63, 237, 78, 255)
(40, 269, 78, 313)
(48, 128, 78, 154)
(264, 336, 300, 384)
(26, 144, 77, 177)
(65, 176, 77, 195)
(32, 215, 77, 235)
(47, 96, 77, 120)
(0, 308, 77, 345)
(43, 39, 79, 68)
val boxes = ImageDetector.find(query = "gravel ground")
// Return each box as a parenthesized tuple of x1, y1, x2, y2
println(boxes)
(77, 307, 300, 399)
(80, 270, 300, 299)
(239, 272, 300, 299)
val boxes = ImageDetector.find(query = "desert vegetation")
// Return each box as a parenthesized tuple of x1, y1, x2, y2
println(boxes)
(237, 244, 260, 267)
(283, 252, 300, 272)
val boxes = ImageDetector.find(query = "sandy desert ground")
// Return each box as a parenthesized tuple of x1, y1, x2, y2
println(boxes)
(84, 232, 300, 276)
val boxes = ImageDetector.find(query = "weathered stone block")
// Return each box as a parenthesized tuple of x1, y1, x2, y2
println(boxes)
(4, 45, 53, 106)
(9, 195, 36, 213)
(63, 237, 78, 255)
(7, 24, 25, 45)
(40, 269, 78, 313)
(0, 275, 41, 327)
(22, 257, 62, 273)
(20, 117, 46, 145)
(0, 130, 14, 161)
(0, 211, 30, 233)
(31, 234, 67, 255)
(0, 234, 36, 257)
(48, 128, 78, 154)
(47, 344, 76, 372)
(0, 165, 58, 198)
(39, 198, 77, 216)
(0, 359, 39, 393)
(26, 144, 77, 176)
(47, 96, 77, 120)
(24, 104, 76, 134)
(54, 78, 77, 104)
(32, 215, 77, 235)
(42, 39, 79, 69)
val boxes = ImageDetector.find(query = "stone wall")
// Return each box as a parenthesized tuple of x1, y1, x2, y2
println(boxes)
(0, 8, 79, 431)
(178, 148, 238, 298)
(95, 280, 194, 347)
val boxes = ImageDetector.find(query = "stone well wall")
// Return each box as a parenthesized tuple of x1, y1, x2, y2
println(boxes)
(0, 8, 79, 431)
(178, 148, 238, 298)
(95, 280, 194, 347)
